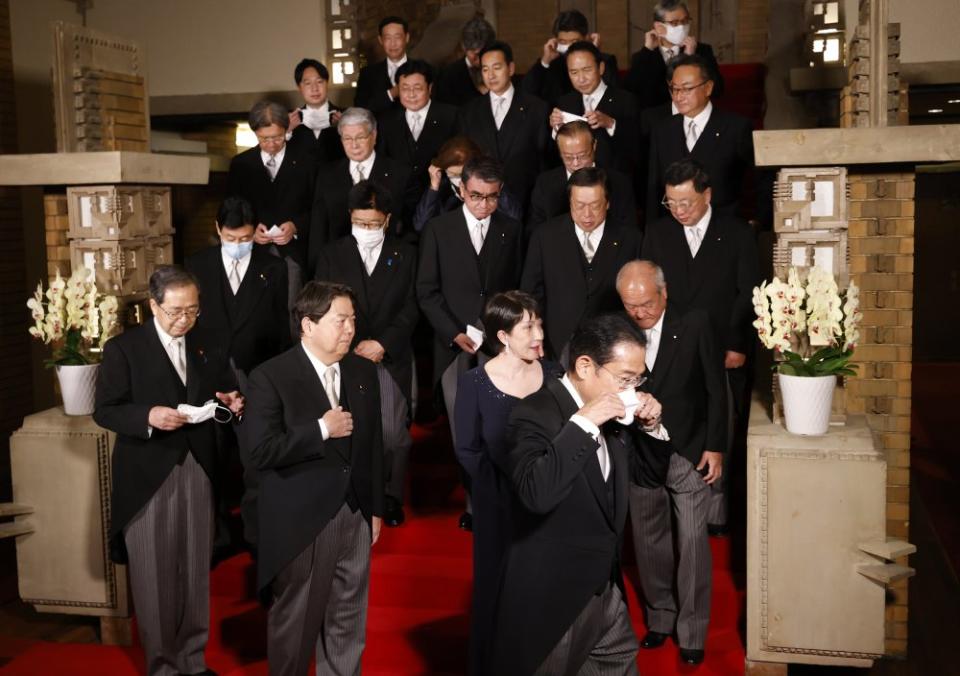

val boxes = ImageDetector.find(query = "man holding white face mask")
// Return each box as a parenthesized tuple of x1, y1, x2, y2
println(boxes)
(624, 0, 723, 111)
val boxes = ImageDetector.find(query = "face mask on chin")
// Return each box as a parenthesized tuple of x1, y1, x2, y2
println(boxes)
(352, 225, 386, 248)
(664, 23, 690, 47)
(222, 240, 253, 260)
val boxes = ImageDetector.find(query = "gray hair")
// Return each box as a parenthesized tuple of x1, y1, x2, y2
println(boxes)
(462, 17, 495, 51)
(149, 265, 199, 305)
(616, 260, 666, 294)
(248, 100, 289, 132)
(653, 0, 689, 21)
(338, 107, 377, 135)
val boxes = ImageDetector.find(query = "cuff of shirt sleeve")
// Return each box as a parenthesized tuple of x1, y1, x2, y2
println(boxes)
(387, 89, 394, 101)
(541, 60, 550, 69)
(569, 414, 600, 440)
(318, 419, 331, 441)
(606, 120, 616, 136)
(643, 422, 670, 441)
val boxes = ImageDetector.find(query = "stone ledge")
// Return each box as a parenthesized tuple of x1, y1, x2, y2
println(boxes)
(0, 152, 210, 186)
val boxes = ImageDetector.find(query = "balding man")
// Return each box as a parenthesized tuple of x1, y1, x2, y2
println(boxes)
(616, 260, 726, 666)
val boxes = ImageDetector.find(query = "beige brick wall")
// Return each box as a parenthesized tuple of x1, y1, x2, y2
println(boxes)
(845, 171, 914, 657)
(43, 194, 70, 280)
(735, 0, 770, 62)
(496, 0, 557, 71)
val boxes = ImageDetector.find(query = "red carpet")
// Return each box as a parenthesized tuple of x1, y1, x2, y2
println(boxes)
(0, 418, 746, 675)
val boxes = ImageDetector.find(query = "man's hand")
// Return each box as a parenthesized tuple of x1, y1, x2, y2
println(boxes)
(149, 406, 189, 431)
(585, 110, 614, 130)
(577, 393, 626, 428)
(330, 110, 343, 127)
(288, 110, 302, 131)
(453, 333, 478, 355)
(724, 350, 747, 369)
(254, 223, 272, 245)
(354, 340, 386, 363)
(216, 391, 245, 416)
(542, 37, 560, 65)
(645, 28, 660, 50)
(549, 107, 565, 130)
(322, 406, 353, 438)
(371, 516, 383, 545)
(681, 35, 699, 55)
(696, 450, 723, 484)
(273, 221, 297, 246)
(634, 392, 663, 428)
(428, 164, 443, 191)
(588, 32, 601, 48)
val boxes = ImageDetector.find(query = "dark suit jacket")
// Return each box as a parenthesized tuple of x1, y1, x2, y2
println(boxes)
(354, 59, 399, 115)
(491, 376, 671, 675)
(458, 90, 550, 211)
(636, 102, 676, 211)
(521, 215, 642, 358)
(376, 101, 460, 223)
(553, 85, 639, 174)
(520, 52, 620, 108)
(416, 208, 523, 379)
(646, 105, 754, 223)
(314, 234, 419, 401)
(624, 42, 723, 111)
(637, 308, 727, 471)
(226, 145, 316, 264)
(185, 246, 291, 376)
(307, 154, 412, 271)
(285, 104, 345, 166)
(527, 165, 637, 231)
(242, 347, 384, 596)
(434, 58, 485, 107)
(94, 322, 235, 563)
(641, 211, 760, 354)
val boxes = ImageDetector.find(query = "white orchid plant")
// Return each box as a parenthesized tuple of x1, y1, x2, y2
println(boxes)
(26, 267, 119, 366)
(752, 266, 862, 377)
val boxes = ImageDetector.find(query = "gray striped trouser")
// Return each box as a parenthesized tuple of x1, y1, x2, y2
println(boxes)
(377, 363, 412, 501)
(629, 453, 712, 649)
(123, 452, 213, 676)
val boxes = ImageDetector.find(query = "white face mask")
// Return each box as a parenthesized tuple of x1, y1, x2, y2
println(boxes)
(177, 399, 233, 424)
(448, 175, 463, 200)
(352, 225, 386, 249)
(615, 388, 641, 426)
(663, 23, 690, 47)
(555, 43, 570, 54)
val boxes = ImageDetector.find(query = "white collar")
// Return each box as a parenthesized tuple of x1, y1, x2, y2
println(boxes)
(406, 99, 431, 121)
(671, 102, 679, 115)
(387, 55, 408, 69)
(300, 342, 342, 377)
(560, 373, 585, 408)
(464, 56, 474, 69)
(490, 85, 515, 107)
(684, 101, 713, 131)
(349, 151, 376, 177)
(154, 316, 182, 348)
(647, 311, 665, 335)
(462, 203, 491, 229)
(221, 246, 252, 273)
(685, 205, 712, 234)
(261, 145, 285, 167)
(583, 80, 607, 105)
(575, 220, 605, 244)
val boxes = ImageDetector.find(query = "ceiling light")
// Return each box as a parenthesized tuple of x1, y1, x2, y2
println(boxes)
(928, 108, 944, 114)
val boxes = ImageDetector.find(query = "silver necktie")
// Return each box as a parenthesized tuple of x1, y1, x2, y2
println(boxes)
(472, 222, 486, 254)
(583, 231, 596, 262)
(494, 97, 506, 129)
(324, 367, 339, 408)
(265, 155, 277, 181)
(354, 163, 366, 184)
(687, 226, 703, 257)
(229, 259, 241, 294)
(410, 111, 422, 141)
(686, 119, 699, 152)
(171, 338, 186, 385)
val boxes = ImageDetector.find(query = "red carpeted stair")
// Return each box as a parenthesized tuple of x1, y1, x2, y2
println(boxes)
(0, 417, 745, 675)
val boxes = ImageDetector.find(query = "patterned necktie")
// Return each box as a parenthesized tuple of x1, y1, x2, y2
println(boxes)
(170, 338, 186, 385)
(410, 111, 422, 141)
(229, 259, 241, 294)
(324, 367, 339, 407)
(354, 163, 366, 184)
(686, 118, 699, 152)
(583, 230, 596, 262)
(687, 226, 703, 257)
(265, 155, 277, 181)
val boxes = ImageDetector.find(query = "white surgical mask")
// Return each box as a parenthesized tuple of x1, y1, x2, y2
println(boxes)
(448, 175, 462, 188)
(352, 225, 386, 249)
(555, 43, 570, 54)
(177, 399, 233, 424)
(664, 23, 690, 47)
(616, 388, 641, 426)
(222, 240, 253, 260)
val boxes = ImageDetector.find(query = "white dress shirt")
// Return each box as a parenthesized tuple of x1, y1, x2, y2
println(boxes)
(583, 80, 616, 137)
(349, 151, 376, 185)
(261, 146, 285, 179)
(387, 55, 408, 86)
(301, 343, 342, 440)
(462, 204, 490, 255)
(356, 237, 385, 275)
(221, 246, 251, 293)
(684, 205, 712, 258)
(561, 374, 611, 480)
(406, 100, 431, 140)
(644, 311, 665, 372)
(575, 220, 605, 261)
(154, 317, 187, 385)
(490, 85, 515, 130)
(683, 101, 713, 151)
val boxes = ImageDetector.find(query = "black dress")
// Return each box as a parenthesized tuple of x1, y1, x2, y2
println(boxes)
(454, 360, 561, 675)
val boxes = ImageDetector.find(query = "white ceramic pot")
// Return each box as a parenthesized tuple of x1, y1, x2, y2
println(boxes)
(55, 364, 100, 416)
(778, 372, 836, 436)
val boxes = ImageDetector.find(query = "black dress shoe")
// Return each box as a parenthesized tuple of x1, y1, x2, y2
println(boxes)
(679, 648, 704, 664)
(458, 511, 473, 531)
(707, 523, 730, 537)
(383, 496, 405, 527)
(181, 670, 218, 676)
(639, 630, 670, 649)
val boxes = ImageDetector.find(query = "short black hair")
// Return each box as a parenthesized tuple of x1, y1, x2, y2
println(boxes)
(294, 58, 329, 85)
(482, 291, 541, 354)
(216, 196, 255, 230)
(347, 180, 394, 215)
(479, 40, 513, 64)
(293, 281, 356, 333)
(149, 265, 199, 306)
(567, 166, 609, 200)
(565, 40, 601, 65)
(666, 53, 714, 84)
(567, 313, 647, 373)
(379, 16, 409, 34)
(461, 155, 504, 186)
(395, 59, 434, 86)
(663, 158, 711, 193)
(553, 10, 589, 36)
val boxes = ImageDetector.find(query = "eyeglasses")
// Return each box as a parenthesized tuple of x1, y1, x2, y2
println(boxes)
(352, 219, 387, 230)
(659, 16, 692, 27)
(598, 364, 648, 390)
(661, 194, 703, 211)
(560, 152, 592, 164)
(466, 191, 500, 204)
(256, 133, 285, 144)
(156, 305, 201, 321)
(667, 81, 709, 97)
(341, 132, 373, 145)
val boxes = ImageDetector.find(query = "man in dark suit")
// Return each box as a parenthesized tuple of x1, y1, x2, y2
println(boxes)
(522, 167, 641, 360)
(641, 158, 759, 533)
(458, 41, 550, 216)
(549, 41, 638, 176)
(528, 120, 636, 231)
(354, 16, 409, 115)
(416, 156, 522, 528)
(492, 313, 671, 675)
(376, 59, 459, 228)
(434, 16, 495, 107)
(314, 181, 418, 527)
(242, 282, 384, 676)
(617, 259, 726, 666)
(520, 10, 619, 109)
(285, 58, 345, 166)
(645, 53, 753, 223)
(227, 100, 316, 306)
(94, 266, 243, 676)
(624, 0, 723, 111)
(308, 106, 412, 270)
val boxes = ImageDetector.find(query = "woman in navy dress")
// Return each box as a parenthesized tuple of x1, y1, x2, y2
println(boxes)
(454, 290, 560, 675)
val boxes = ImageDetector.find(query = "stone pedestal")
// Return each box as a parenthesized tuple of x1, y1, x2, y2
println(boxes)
(10, 408, 130, 644)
